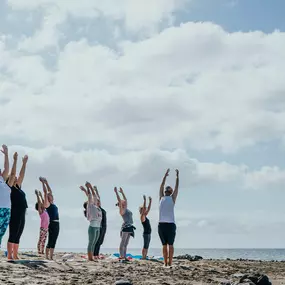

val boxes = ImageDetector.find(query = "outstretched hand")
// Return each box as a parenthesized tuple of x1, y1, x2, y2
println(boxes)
(1, 144, 8, 155)
(85, 181, 92, 188)
(165, 168, 170, 176)
(149, 196, 152, 201)
(119, 187, 124, 194)
(35, 189, 38, 195)
(13, 152, 18, 160)
(175, 169, 179, 176)
(22, 155, 28, 164)
(79, 186, 86, 192)
(114, 187, 118, 193)
(143, 195, 146, 200)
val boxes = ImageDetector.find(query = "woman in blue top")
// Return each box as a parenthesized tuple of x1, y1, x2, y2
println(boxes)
(41, 177, 60, 260)
(0, 144, 11, 250)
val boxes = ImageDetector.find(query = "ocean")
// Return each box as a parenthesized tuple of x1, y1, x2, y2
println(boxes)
(18, 248, 285, 261)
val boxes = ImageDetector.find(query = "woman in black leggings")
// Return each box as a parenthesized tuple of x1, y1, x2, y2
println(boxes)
(6, 152, 29, 260)
(40, 177, 60, 260)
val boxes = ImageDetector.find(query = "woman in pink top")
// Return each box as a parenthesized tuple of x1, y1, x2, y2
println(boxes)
(35, 190, 50, 254)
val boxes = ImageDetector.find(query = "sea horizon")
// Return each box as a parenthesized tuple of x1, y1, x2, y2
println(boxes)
(11, 248, 285, 262)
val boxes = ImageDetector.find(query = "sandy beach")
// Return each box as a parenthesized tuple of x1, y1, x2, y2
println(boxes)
(0, 252, 284, 285)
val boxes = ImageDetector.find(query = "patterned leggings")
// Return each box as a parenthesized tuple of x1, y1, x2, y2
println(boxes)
(37, 227, 48, 254)
(0, 208, 11, 247)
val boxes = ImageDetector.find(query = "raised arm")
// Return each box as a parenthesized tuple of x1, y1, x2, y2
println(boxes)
(94, 186, 100, 200)
(7, 152, 18, 187)
(79, 185, 88, 197)
(172, 169, 179, 203)
(114, 187, 121, 204)
(146, 196, 152, 215)
(44, 178, 52, 194)
(160, 169, 169, 200)
(38, 191, 45, 205)
(17, 155, 28, 187)
(1, 144, 9, 180)
(35, 190, 44, 214)
(85, 182, 97, 204)
(40, 177, 50, 208)
(140, 195, 147, 222)
(119, 187, 127, 202)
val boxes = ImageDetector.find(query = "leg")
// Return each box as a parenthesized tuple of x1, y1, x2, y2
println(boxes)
(168, 224, 176, 266)
(123, 233, 131, 258)
(168, 245, 174, 266)
(37, 228, 43, 254)
(158, 224, 168, 266)
(94, 227, 106, 257)
(91, 228, 100, 255)
(119, 232, 130, 259)
(162, 245, 168, 266)
(49, 222, 59, 260)
(41, 229, 48, 254)
(0, 208, 10, 247)
(13, 212, 26, 259)
(7, 210, 17, 260)
(46, 223, 52, 259)
(87, 226, 95, 261)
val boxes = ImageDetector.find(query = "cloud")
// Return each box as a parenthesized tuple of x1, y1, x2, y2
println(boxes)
(1, 1, 285, 249)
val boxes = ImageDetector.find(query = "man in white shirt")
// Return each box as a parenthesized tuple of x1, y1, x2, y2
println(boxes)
(158, 168, 179, 267)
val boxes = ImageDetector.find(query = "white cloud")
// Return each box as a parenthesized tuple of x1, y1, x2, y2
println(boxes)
(1, 1, 285, 249)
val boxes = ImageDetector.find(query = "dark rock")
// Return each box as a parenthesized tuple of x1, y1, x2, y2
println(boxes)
(174, 254, 203, 261)
(115, 281, 133, 285)
(239, 273, 271, 285)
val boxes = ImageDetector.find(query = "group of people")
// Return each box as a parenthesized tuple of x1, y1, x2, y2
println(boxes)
(80, 168, 179, 267)
(0, 144, 60, 260)
(0, 143, 180, 267)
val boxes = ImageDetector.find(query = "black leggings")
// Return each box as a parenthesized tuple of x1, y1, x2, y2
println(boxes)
(8, 209, 26, 244)
(93, 227, 106, 256)
(46, 221, 60, 249)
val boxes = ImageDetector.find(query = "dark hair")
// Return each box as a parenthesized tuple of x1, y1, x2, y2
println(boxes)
(165, 186, 172, 192)
(35, 202, 39, 211)
(83, 202, 87, 217)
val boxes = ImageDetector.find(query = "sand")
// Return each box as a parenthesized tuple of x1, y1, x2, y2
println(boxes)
(0, 252, 285, 285)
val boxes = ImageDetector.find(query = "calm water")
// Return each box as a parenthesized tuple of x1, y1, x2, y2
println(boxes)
(19, 248, 285, 261)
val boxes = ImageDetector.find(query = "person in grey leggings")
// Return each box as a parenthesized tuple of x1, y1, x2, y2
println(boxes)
(114, 187, 135, 260)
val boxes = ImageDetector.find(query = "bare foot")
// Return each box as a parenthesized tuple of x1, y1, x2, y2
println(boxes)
(13, 256, 19, 260)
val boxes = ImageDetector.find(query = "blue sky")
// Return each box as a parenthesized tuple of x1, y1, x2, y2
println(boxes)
(0, 0, 285, 250)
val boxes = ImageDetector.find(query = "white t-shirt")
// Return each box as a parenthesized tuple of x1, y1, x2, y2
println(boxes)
(159, 196, 175, 223)
(0, 176, 11, 208)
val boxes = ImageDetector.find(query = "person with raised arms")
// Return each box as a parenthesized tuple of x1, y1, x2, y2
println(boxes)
(0, 145, 11, 250)
(35, 190, 50, 255)
(7, 152, 28, 260)
(93, 186, 107, 259)
(80, 182, 102, 261)
(158, 168, 179, 267)
(139, 195, 152, 260)
(114, 187, 135, 261)
(41, 177, 60, 260)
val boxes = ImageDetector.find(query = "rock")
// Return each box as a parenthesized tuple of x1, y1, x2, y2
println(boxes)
(175, 254, 203, 261)
(239, 273, 271, 285)
(115, 280, 133, 285)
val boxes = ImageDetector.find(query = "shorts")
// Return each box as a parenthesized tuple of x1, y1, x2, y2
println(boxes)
(158, 223, 176, 246)
(143, 233, 151, 249)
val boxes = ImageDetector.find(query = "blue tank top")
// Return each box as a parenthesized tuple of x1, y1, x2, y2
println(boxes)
(46, 204, 59, 221)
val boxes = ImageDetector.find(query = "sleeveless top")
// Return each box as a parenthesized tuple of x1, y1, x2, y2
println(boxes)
(159, 196, 175, 223)
(46, 203, 59, 221)
(122, 209, 133, 228)
(142, 217, 151, 234)
(40, 211, 50, 229)
(10, 184, 28, 211)
(0, 176, 11, 208)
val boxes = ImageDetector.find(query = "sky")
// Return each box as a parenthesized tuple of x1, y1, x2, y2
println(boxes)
(0, 0, 285, 250)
